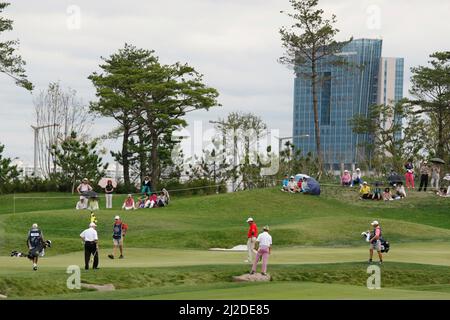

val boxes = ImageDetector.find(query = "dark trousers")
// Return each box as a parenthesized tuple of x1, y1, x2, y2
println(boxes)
(419, 174, 429, 191)
(84, 242, 98, 269)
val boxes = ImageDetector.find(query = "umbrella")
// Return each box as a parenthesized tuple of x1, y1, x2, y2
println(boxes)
(294, 173, 310, 182)
(81, 191, 98, 198)
(430, 158, 445, 164)
(305, 177, 321, 195)
(388, 174, 403, 184)
(98, 177, 117, 188)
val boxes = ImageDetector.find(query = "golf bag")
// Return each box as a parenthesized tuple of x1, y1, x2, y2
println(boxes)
(11, 240, 52, 259)
(361, 231, 390, 253)
(380, 239, 390, 253)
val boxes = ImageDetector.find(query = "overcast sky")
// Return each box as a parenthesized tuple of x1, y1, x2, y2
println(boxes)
(1, 0, 449, 164)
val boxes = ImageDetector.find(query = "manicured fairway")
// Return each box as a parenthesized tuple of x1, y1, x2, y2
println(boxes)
(1, 187, 449, 299)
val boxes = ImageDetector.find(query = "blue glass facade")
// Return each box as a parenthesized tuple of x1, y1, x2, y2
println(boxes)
(292, 39, 383, 166)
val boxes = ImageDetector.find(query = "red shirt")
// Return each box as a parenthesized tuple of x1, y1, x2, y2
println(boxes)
(248, 223, 258, 238)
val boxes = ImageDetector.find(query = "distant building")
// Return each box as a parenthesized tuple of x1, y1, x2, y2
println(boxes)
(292, 39, 404, 168)
(377, 57, 404, 139)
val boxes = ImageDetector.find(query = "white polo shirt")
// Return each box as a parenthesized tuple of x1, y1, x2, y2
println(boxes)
(256, 231, 272, 248)
(80, 227, 98, 242)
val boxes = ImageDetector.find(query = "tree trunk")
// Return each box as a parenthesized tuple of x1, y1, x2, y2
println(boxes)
(437, 107, 444, 159)
(150, 134, 159, 192)
(137, 129, 147, 185)
(311, 59, 323, 178)
(122, 126, 131, 189)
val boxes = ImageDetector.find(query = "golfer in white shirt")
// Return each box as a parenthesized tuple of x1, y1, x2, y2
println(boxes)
(250, 225, 272, 276)
(80, 222, 99, 270)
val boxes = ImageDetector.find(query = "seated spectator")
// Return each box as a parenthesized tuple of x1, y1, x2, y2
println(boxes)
(359, 181, 372, 199)
(136, 194, 148, 209)
(122, 194, 136, 210)
(281, 175, 289, 192)
(145, 193, 158, 208)
(437, 187, 449, 197)
(301, 177, 309, 193)
(87, 197, 99, 211)
(395, 182, 407, 198)
(157, 192, 168, 207)
(372, 183, 382, 200)
(297, 178, 303, 191)
(288, 176, 299, 193)
(162, 188, 170, 205)
(382, 188, 393, 201)
(76, 198, 86, 210)
(351, 168, 363, 187)
(341, 170, 352, 186)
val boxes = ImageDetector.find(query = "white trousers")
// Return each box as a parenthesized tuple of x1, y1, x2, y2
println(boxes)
(105, 194, 113, 209)
(247, 237, 257, 262)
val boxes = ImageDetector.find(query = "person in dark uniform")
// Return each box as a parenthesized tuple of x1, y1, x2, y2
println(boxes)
(27, 223, 45, 271)
(80, 222, 99, 270)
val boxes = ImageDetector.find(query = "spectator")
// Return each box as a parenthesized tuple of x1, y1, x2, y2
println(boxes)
(359, 181, 372, 200)
(87, 196, 99, 211)
(141, 176, 152, 195)
(351, 168, 363, 187)
(395, 182, 407, 198)
(437, 187, 448, 197)
(287, 176, 299, 193)
(76, 198, 86, 210)
(301, 177, 309, 193)
(372, 183, 382, 200)
(297, 178, 302, 191)
(382, 188, 393, 201)
(122, 194, 136, 210)
(418, 160, 430, 192)
(281, 175, 289, 192)
(162, 188, 170, 205)
(76, 178, 92, 209)
(341, 170, 352, 186)
(157, 192, 168, 207)
(104, 180, 114, 209)
(136, 194, 148, 209)
(431, 164, 441, 191)
(145, 193, 158, 208)
(404, 158, 415, 190)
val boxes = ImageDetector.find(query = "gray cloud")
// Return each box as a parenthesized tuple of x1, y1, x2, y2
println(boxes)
(1, 0, 449, 163)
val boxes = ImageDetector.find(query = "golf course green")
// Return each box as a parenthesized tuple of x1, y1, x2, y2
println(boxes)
(0, 186, 449, 299)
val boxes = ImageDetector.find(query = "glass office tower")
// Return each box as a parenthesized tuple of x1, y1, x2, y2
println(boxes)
(292, 39, 383, 168)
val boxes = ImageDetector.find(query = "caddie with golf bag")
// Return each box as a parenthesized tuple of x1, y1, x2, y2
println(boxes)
(362, 220, 390, 265)
(10, 223, 52, 271)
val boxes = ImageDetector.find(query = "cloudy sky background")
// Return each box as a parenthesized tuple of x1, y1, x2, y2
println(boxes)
(1, 0, 449, 164)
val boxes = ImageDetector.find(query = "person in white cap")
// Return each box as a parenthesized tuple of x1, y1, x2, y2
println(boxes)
(80, 222, 99, 270)
(351, 168, 363, 187)
(251, 225, 272, 276)
(76, 178, 93, 209)
(108, 215, 128, 259)
(368, 220, 383, 265)
(341, 170, 352, 186)
(245, 217, 258, 264)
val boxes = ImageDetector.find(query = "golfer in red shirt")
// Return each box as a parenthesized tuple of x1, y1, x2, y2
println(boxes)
(245, 217, 258, 264)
